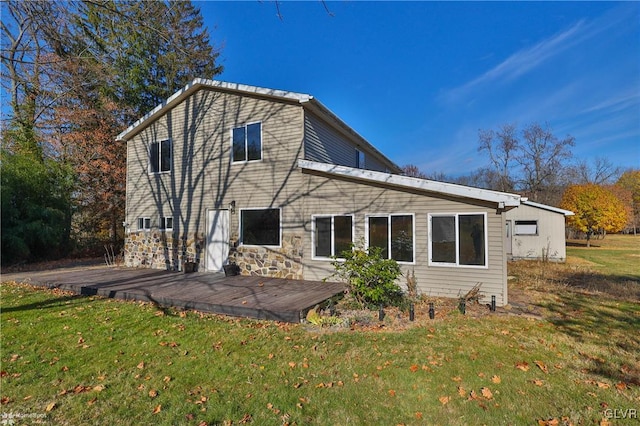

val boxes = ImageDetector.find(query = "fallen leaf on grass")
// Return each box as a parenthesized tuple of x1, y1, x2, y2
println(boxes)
(481, 387, 493, 399)
(409, 364, 419, 372)
(415, 412, 423, 420)
(87, 397, 97, 405)
(149, 389, 158, 398)
(515, 361, 530, 371)
(537, 419, 559, 426)
(137, 361, 145, 369)
(615, 382, 628, 390)
(45, 402, 57, 412)
(93, 384, 105, 392)
(534, 361, 548, 374)
(457, 386, 466, 397)
(491, 375, 501, 384)
(532, 379, 544, 386)
(388, 389, 396, 397)
(438, 395, 450, 405)
(1, 397, 11, 405)
(596, 382, 610, 389)
(153, 404, 162, 414)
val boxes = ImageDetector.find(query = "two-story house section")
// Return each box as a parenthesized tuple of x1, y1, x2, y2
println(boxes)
(117, 79, 522, 306)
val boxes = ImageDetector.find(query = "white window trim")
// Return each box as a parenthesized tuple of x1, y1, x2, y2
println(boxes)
(238, 207, 282, 248)
(514, 220, 538, 236)
(364, 213, 416, 265)
(138, 217, 151, 232)
(428, 212, 489, 269)
(148, 139, 172, 175)
(311, 214, 355, 261)
(159, 216, 173, 231)
(231, 121, 263, 164)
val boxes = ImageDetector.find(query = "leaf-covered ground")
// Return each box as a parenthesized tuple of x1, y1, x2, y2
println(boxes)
(1, 235, 638, 425)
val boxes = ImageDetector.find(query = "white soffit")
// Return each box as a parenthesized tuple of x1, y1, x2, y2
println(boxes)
(298, 160, 521, 207)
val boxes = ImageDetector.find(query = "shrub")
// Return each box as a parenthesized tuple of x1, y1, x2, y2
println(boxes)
(327, 244, 403, 309)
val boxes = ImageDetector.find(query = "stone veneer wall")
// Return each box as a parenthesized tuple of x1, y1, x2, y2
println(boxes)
(229, 233, 303, 279)
(124, 232, 205, 271)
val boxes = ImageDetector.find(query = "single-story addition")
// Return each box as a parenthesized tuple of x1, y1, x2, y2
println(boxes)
(117, 78, 523, 306)
(505, 200, 574, 262)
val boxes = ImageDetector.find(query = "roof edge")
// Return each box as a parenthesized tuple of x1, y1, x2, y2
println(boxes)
(298, 159, 522, 207)
(116, 78, 314, 141)
(522, 200, 574, 216)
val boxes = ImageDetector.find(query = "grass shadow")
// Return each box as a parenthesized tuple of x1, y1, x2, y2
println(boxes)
(538, 291, 640, 385)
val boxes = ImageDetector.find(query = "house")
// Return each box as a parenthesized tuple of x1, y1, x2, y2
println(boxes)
(117, 79, 523, 306)
(505, 200, 574, 262)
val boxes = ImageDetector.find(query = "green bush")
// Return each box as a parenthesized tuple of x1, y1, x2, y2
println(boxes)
(327, 244, 403, 309)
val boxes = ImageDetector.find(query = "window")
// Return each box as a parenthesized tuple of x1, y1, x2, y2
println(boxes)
(515, 220, 538, 235)
(355, 149, 365, 169)
(232, 122, 262, 162)
(138, 217, 151, 231)
(366, 214, 414, 262)
(160, 216, 173, 231)
(313, 215, 353, 259)
(150, 140, 171, 173)
(240, 208, 280, 246)
(429, 213, 486, 267)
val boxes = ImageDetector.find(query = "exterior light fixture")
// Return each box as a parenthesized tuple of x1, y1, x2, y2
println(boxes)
(229, 200, 236, 214)
(428, 302, 435, 320)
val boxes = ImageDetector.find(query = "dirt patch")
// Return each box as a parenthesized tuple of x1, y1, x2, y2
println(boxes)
(1, 257, 104, 274)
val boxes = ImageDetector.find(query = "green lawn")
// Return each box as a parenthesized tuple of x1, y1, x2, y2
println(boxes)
(567, 234, 640, 279)
(1, 236, 639, 425)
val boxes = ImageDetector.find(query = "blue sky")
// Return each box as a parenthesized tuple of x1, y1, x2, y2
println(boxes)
(200, 1, 639, 176)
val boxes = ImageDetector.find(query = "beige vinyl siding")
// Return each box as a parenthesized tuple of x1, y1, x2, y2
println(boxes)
(304, 112, 389, 172)
(506, 204, 567, 261)
(126, 88, 306, 241)
(294, 171, 508, 305)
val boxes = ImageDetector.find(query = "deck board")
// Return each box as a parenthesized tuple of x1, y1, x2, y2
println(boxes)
(2, 266, 345, 323)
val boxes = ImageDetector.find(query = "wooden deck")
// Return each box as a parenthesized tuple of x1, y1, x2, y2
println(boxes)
(1, 266, 346, 323)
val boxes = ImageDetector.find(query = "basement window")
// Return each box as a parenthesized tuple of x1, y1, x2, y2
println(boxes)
(138, 217, 151, 231)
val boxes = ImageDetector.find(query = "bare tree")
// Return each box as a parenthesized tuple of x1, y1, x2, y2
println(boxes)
(477, 123, 518, 193)
(571, 157, 622, 185)
(516, 122, 575, 204)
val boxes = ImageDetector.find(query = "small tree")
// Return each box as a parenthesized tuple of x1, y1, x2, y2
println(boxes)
(327, 244, 403, 309)
(560, 184, 628, 247)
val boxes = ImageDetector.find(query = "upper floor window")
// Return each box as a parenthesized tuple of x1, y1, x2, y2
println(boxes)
(356, 149, 365, 169)
(232, 122, 262, 162)
(150, 140, 171, 173)
(429, 213, 487, 267)
(366, 214, 414, 263)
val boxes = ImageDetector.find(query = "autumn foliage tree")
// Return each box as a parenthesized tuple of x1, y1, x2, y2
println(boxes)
(560, 184, 628, 247)
(616, 170, 640, 235)
(1, 0, 223, 262)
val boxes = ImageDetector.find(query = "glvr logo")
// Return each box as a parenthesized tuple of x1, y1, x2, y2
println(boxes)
(603, 408, 638, 419)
